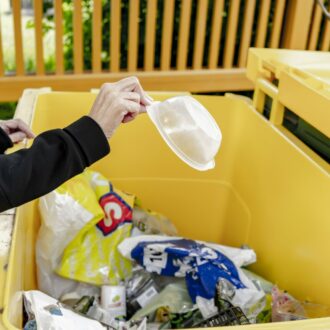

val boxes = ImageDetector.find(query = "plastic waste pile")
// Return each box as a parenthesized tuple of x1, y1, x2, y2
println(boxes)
(24, 169, 330, 330)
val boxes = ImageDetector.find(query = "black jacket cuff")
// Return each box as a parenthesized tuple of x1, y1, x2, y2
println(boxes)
(64, 116, 110, 166)
(0, 128, 13, 154)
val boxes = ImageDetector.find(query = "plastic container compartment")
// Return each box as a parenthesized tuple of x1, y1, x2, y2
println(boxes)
(2, 48, 330, 329)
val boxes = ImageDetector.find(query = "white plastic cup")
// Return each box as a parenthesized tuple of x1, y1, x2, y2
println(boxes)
(101, 285, 126, 319)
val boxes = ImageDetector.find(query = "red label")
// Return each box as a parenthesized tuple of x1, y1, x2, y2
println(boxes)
(96, 193, 132, 236)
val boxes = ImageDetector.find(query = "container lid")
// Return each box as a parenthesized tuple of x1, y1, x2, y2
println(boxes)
(146, 96, 222, 171)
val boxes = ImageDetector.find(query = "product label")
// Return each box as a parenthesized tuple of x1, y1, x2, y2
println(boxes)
(97, 192, 132, 236)
(143, 247, 168, 271)
(102, 286, 127, 318)
(136, 286, 158, 307)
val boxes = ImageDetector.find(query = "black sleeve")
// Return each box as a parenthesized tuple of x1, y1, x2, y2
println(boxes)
(0, 116, 110, 212)
(0, 128, 13, 154)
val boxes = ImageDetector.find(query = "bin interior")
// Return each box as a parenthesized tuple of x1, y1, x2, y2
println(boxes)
(3, 92, 330, 329)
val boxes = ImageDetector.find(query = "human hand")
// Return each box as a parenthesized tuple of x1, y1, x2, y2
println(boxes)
(0, 118, 35, 143)
(89, 77, 153, 139)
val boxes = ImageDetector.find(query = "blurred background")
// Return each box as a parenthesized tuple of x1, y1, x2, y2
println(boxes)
(0, 0, 328, 118)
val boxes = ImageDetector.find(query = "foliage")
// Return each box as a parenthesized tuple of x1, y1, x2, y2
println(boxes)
(22, 0, 276, 72)
(0, 102, 17, 120)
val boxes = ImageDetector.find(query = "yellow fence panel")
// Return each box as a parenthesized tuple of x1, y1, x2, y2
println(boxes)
(161, 0, 175, 70)
(144, 0, 157, 71)
(192, 0, 208, 70)
(73, 0, 83, 74)
(92, 0, 102, 73)
(0, 0, 329, 101)
(34, 0, 44, 75)
(238, 0, 256, 68)
(12, 0, 24, 76)
(111, 0, 121, 73)
(177, 0, 192, 70)
(54, 0, 64, 75)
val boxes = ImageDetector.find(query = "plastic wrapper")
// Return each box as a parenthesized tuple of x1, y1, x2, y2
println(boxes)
(132, 207, 177, 236)
(86, 299, 148, 330)
(37, 170, 105, 298)
(199, 278, 260, 323)
(24, 290, 148, 330)
(167, 309, 204, 329)
(205, 242, 256, 268)
(131, 280, 193, 321)
(126, 268, 160, 319)
(272, 286, 304, 322)
(73, 296, 95, 314)
(215, 274, 266, 323)
(165, 302, 250, 328)
(56, 171, 135, 285)
(272, 286, 330, 322)
(118, 236, 264, 315)
(125, 267, 178, 320)
(244, 294, 267, 323)
(37, 169, 134, 297)
(241, 269, 274, 294)
(256, 294, 272, 323)
(23, 291, 105, 330)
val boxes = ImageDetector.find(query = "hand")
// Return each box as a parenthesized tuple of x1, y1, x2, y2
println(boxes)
(0, 119, 35, 144)
(88, 77, 153, 139)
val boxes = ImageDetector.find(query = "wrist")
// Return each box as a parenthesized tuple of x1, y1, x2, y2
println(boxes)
(87, 115, 110, 139)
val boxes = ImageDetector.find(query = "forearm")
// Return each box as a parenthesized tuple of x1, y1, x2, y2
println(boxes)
(0, 116, 109, 212)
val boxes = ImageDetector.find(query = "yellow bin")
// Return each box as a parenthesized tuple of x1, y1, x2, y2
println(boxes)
(1, 49, 330, 329)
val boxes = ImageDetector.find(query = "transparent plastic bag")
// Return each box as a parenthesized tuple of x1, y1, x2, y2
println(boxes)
(271, 286, 330, 322)
(131, 280, 193, 321)
(37, 169, 134, 298)
(119, 235, 264, 322)
(23, 291, 105, 330)
(37, 170, 104, 298)
(132, 207, 177, 236)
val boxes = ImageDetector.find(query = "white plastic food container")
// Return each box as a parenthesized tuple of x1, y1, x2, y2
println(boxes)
(146, 96, 222, 171)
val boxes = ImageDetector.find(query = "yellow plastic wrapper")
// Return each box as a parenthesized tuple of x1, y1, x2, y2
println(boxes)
(56, 170, 135, 285)
(37, 170, 105, 298)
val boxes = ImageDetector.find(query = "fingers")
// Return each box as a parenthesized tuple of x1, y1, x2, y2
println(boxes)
(121, 91, 140, 103)
(123, 99, 140, 115)
(121, 92, 147, 114)
(16, 119, 35, 138)
(122, 112, 138, 123)
(131, 80, 153, 107)
(112, 77, 154, 106)
(5, 119, 35, 138)
(0, 122, 10, 135)
(9, 131, 27, 143)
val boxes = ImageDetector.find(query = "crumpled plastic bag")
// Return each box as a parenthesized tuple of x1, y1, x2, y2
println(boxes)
(270, 287, 330, 322)
(23, 291, 105, 330)
(131, 280, 193, 321)
(37, 170, 104, 299)
(271, 286, 305, 322)
(56, 172, 135, 285)
(37, 169, 134, 299)
(118, 235, 264, 315)
(24, 291, 148, 330)
(241, 269, 274, 294)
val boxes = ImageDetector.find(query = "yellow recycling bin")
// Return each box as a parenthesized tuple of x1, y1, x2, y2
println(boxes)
(1, 48, 330, 329)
